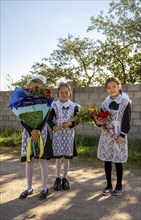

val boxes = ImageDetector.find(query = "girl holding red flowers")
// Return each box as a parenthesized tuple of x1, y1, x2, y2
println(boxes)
(95, 77, 131, 196)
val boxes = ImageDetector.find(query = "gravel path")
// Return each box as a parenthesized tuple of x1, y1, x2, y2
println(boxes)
(0, 154, 141, 220)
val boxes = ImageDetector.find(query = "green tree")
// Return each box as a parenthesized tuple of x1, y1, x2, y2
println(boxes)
(31, 35, 110, 87)
(13, 0, 141, 87)
(13, 74, 33, 88)
(4, 74, 15, 90)
(87, 0, 141, 84)
(13, 35, 110, 87)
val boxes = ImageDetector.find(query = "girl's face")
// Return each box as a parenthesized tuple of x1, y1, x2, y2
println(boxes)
(106, 81, 120, 99)
(30, 81, 43, 89)
(58, 87, 71, 103)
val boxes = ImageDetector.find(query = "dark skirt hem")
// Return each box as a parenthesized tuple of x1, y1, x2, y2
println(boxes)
(21, 134, 53, 162)
(21, 155, 51, 162)
(53, 155, 77, 159)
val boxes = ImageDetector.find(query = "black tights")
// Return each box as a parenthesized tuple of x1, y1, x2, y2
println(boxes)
(104, 161, 123, 189)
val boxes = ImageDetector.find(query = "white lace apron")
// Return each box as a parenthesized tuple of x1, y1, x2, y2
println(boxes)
(97, 96, 129, 163)
(52, 100, 79, 157)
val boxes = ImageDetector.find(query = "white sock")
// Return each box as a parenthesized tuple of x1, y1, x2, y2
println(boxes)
(26, 160, 33, 191)
(63, 158, 70, 179)
(55, 158, 63, 178)
(39, 159, 48, 192)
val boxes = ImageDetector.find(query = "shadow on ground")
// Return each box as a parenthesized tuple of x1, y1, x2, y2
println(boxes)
(0, 154, 141, 220)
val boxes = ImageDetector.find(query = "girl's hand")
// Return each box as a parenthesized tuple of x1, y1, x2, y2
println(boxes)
(95, 117, 106, 126)
(116, 136, 125, 144)
(61, 121, 72, 129)
(53, 126, 62, 132)
(31, 130, 40, 143)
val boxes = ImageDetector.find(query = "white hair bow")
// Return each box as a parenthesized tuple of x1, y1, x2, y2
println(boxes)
(56, 77, 67, 87)
(31, 74, 46, 84)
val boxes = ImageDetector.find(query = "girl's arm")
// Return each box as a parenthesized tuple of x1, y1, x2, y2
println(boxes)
(120, 102, 131, 138)
(21, 122, 40, 143)
(94, 117, 106, 126)
(21, 121, 32, 135)
(47, 108, 56, 130)
(116, 102, 131, 144)
(69, 106, 80, 128)
(47, 108, 63, 132)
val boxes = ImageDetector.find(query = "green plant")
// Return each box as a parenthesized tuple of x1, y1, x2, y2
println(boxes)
(0, 130, 22, 147)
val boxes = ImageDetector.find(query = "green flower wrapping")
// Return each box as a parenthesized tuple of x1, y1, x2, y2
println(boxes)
(19, 111, 43, 129)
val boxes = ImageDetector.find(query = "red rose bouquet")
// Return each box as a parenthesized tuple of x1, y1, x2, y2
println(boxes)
(23, 85, 52, 100)
(70, 103, 115, 138)
(8, 86, 54, 160)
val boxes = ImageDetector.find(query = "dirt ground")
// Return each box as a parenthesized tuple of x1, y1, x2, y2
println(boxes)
(0, 154, 141, 220)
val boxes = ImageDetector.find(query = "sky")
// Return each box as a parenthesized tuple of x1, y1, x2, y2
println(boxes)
(1, 0, 110, 90)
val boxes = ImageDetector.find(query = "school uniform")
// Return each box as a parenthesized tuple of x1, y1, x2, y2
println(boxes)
(97, 93, 131, 192)
(21, 116, 53, 162)
(97, 93, 131, 163)
(47, 100, 80, 159)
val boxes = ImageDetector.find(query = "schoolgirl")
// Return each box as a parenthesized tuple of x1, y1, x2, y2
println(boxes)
(19, 74, 52, 200)
(95, 77, 131, 196)
(47, 82, 80, 191)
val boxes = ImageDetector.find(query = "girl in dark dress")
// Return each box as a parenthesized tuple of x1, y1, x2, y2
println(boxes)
(47, 82, 80, 191)
(19, 74, 52, 200)
(95, 77, 131, 196)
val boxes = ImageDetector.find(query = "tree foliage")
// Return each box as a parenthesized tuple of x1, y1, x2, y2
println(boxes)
(87, 0, 141, 84)
(4, 74, 15, 91)
(38, 35, 109, 86)
(13, 74, 33, 88)
(13, 0, 141, 88)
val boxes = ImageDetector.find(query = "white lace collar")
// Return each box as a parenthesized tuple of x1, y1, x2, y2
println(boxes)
(55, 100, 74, 109)
(102, 93, 131, 110)
(109, 94, 123, 104)
(109, 93, 131, 104)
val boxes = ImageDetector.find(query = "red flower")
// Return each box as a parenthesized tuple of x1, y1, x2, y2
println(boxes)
(96, 112, 104, 118)
(45, 89, 51, 94)
(103, 111, 110, 120)
(34, 85, 40, 90)
(96, 111, 110, 121)
(23, 86, 52, 100)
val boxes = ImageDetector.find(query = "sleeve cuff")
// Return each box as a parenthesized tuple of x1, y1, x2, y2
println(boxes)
(69, 121, 78, 128)
(119, 132, 126, 138)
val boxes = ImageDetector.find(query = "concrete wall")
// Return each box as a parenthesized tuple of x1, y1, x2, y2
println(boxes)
(0, 84, 141, 139)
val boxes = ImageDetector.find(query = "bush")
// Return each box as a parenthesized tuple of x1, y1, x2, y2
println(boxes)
(0, 130, 22, 147)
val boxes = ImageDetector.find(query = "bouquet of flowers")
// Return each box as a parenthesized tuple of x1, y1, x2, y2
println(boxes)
(70, 103, 115, 138)
(8, 86, 54, 161)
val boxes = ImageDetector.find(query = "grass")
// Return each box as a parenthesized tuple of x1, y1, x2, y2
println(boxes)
(75, 135, 141, 171)
(0, 130, 22, 147)
(0, 130, 141, 171)
(0, 130, 22, 155)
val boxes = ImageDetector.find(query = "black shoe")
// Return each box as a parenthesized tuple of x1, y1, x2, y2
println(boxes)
(112, 187, 123, 196)
(53, 177, 62, 191)
(38, 189, 49, 200)
(102, 186, 113, 196)
(19, 189, 33, 199)
(62, 178, 70, 190)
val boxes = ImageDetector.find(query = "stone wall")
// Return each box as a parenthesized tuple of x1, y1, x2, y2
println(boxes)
(0, 84, 141, 139)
